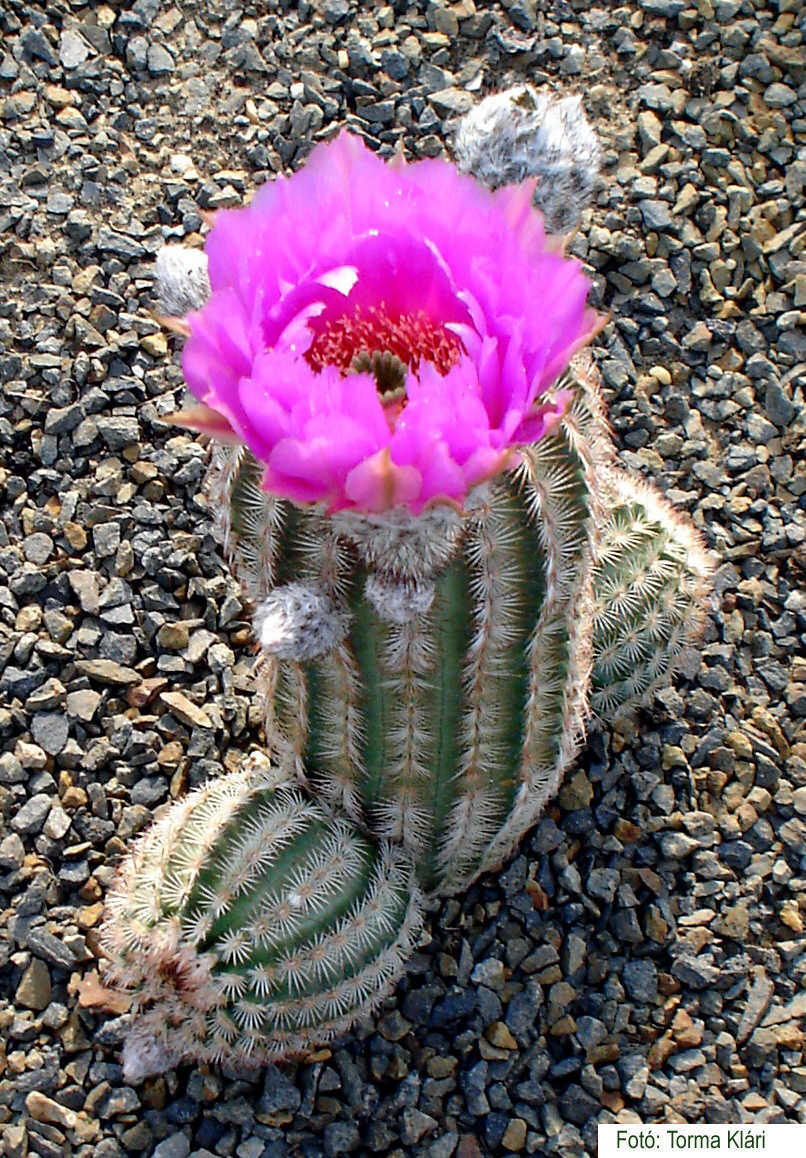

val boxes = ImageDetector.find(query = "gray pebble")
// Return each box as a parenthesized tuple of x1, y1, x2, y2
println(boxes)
(323, 1121, 359, 1156)
(622, 960, 658, 1003)
(59, 30, 91, 68)
(558, 1084, 599, 1124)
(152, 1135, 191, 1158)
(31, 713, 69, 756)
(11, 794, 52, 835)
(148, 44, 175, 75)
(765, 381, 796, 427)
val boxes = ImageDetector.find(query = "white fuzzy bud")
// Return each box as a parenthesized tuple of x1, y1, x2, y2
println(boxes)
(254, 582, 348, 661)
(454, 85, 602, 235)
(154, 246, 211, 316)
(364, 574, 436, 623)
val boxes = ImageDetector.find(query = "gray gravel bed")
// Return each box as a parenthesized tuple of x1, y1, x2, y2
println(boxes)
(1, 0, 805, 1155)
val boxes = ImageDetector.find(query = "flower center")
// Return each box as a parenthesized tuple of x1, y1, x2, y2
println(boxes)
(305, 305, 464, 396)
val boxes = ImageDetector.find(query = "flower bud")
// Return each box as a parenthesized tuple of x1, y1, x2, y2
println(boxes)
(154, 245, 211, 316)
(454, 85, 602, 235)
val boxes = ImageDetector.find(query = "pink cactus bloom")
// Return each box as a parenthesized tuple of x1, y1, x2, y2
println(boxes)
(180, 132, 602, 514)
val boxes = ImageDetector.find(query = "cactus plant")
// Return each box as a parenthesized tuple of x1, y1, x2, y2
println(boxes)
(102, 752, 422, 1081)
(590, 471, 713, 721)
(206, 361, 711, 894)
(154, 245, 211, 316)
(206, 376, 596, 894)
(158, 126, 712, 895)
(99, 98, 715, 1075)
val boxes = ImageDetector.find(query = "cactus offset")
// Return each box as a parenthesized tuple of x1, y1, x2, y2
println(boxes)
(590, 472, 714, 721)
(154, 246, 211, 316)
(102, 753, 422, 1080)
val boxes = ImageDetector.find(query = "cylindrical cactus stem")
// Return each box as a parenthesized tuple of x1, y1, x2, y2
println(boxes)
(206, 443, 287, 605)
(205, 373, 599, 896)
(101, 752, 423, 1081)
(590, 471, 714, 722)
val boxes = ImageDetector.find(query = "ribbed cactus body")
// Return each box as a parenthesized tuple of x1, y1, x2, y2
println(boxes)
(102, 753, 422, 1078)
(590, 472, 713, 720)
(208, 381, 598, 894)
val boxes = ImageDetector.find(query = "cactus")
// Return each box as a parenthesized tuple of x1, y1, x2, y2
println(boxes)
(154, 246, 211, 316)
(590, 471, 713, 721)
(208, 371, 584, 893)
(204, 359, 712, 895)
(102, 752, 422, 1080)
(106, 106, 717, 1074)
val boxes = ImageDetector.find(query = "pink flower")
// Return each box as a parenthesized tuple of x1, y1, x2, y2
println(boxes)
(178, 133, 602, 514)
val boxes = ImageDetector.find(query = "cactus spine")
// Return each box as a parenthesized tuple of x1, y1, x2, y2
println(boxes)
(102, 753, 422, 1079)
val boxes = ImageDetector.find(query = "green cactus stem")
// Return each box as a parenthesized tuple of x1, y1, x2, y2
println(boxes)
(205, 355, 714, 893)
(206, 374, 599, 895)
(101, 752, 423, 1081)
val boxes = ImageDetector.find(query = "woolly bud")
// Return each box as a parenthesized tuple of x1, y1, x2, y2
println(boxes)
(364, 573, 436, 623)
(254, 582, 348, 661)
(454, 85, 602, 235)
(154, 246, 211, 316)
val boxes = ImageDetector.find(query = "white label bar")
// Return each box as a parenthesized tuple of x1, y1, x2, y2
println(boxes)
(599, 1125, 806, 1158)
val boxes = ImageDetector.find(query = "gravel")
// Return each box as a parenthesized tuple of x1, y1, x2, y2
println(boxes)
(1, 0, 805, 1154)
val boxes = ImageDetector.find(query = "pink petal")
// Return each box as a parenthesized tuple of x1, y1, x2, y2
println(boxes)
(344, 450, 422, 512)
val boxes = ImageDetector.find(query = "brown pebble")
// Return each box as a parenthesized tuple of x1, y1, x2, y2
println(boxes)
(26, 1090, 77, 1130)
(502, 1118, 528, 1151)
(484, 1021, 518, 1050)
(16, 958, 51, 1011)
(63, 522, 87, 551)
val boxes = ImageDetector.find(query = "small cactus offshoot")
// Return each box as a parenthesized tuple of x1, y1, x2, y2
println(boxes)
(590, 472, 714, 721)
(154, 246, 211, 316)
(102, 752, 422, 1081)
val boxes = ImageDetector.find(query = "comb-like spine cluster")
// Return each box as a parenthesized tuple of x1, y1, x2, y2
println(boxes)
(454, 85, 602, 235)
(102, 752, 423, 1081)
